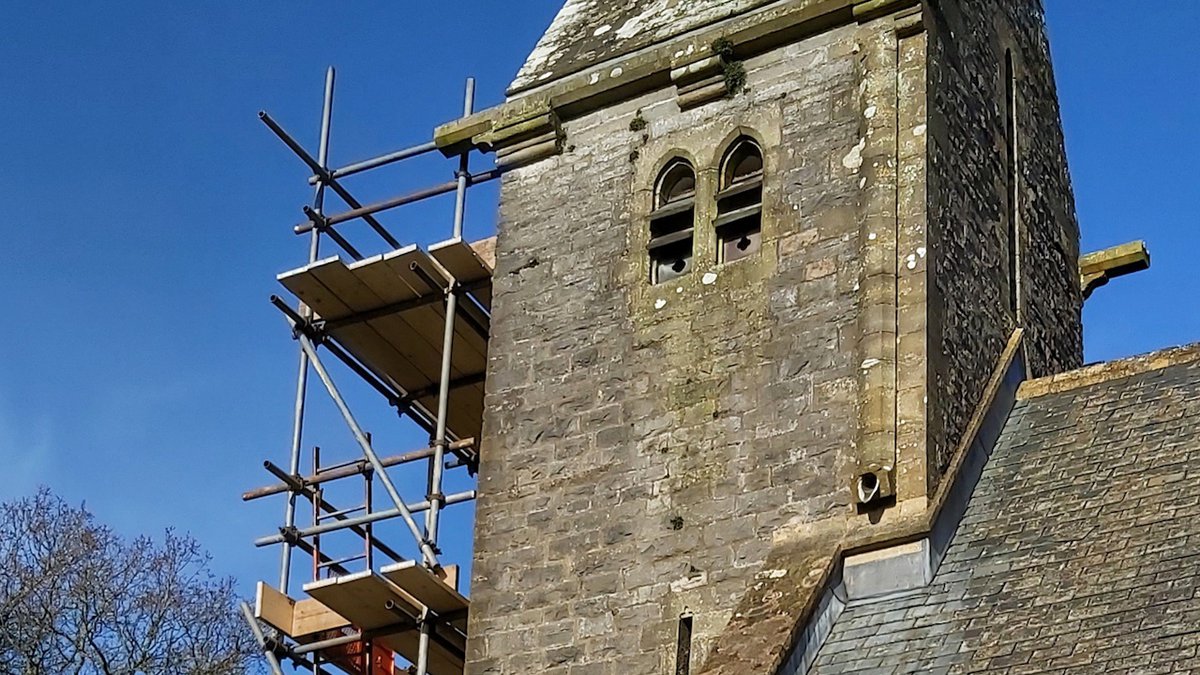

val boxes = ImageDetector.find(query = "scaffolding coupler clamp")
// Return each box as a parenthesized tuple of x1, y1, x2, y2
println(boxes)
(444, 454, 479, 475)
(278, 525, 302, 545)
(301, 205, 329, 233)
(263, 634, 286, 657)
(270, 295, 324, 344)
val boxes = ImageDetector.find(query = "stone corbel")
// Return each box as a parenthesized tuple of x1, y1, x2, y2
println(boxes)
(1080, 240, 1150, 300)
(671, 55, 728, 110)
(433, 96, 564, 170)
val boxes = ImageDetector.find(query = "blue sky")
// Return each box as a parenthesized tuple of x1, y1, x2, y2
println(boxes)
(0, 1, 1195, 601)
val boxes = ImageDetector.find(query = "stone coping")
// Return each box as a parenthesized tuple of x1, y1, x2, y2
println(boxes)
(1018, 341, 1200, 400)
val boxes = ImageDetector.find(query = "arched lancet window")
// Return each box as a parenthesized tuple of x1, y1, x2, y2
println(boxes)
(649, 158, 696, 284)
(715, 137, 763, 263)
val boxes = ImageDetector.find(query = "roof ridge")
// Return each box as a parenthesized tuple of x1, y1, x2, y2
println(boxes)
(1018, 341, 1200, 400)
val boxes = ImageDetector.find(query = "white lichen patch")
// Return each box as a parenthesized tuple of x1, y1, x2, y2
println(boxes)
(654, 298, 667, 310)
(702, 272, 718, 285)
(842, 138, 867, 171)
(913, 124, 927, 136)
(861, 358, 881, 369)
(864, 105, 877, 119)
(917, 246, 927, 258)
(757, 568, 788, 580)
(610, 66, 623, 78)
(512, 0, 773, 90)
(670, 571, 709, 593)
(509, 0, 593, 87)
(615, 13, 646, 39)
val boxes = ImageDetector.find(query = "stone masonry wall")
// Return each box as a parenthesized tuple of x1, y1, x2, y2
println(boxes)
(468, 24, 870, 675)
(925, 0, 1082, 492)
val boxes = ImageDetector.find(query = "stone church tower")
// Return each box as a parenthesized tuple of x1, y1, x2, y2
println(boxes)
(436, 0, 1083, 672)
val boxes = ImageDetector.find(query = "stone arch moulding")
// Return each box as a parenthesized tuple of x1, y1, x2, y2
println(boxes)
(648, 156, 699, 284)
(708, 125, 769, 170)
(714, 136, 765, 264)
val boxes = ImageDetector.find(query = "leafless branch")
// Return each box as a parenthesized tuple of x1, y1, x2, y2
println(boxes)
(0, 488, 257, 675)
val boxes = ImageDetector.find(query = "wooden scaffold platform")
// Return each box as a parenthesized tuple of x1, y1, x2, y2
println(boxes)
(277, 239, 493, 442)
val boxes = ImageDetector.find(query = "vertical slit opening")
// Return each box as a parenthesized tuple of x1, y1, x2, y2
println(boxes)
(1004, 48, 1020, 319)
(676, 614, 693, 675)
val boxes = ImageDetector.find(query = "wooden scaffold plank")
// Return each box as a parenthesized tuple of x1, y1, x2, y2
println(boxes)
(277, 248, 490, 441)
(303, 572, 465, 675)
(381, 561, 469, 630)
(255, 581, 350, 640)
(430, 237, 494, 310)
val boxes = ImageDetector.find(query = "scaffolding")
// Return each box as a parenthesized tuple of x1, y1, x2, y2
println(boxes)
(240, 67, 500, 675)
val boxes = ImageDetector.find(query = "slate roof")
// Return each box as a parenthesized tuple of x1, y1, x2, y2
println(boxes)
(510, 0, 784, 93)
(810, 357, 1200, 674)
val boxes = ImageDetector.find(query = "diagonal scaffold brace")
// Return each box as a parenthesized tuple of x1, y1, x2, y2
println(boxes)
(291, 326, 442, 568)
(240, 601, 286, 675)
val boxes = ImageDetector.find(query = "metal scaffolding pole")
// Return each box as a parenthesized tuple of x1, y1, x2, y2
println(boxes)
(425, 78, 476, 556)
(243, 438, 476, 501)
(295, 332, 441, 567)
(313, 140, 439, 183)
(255, 490, 476, 546)
(280, 66, 336, 595)
(416, 609, 432, 675)
(263, 460, 406, 564)
(453, 78, 474, 241)
(240, 602, 286, 675)
(258, 110, 399, 250)
(294, 167, 504, 233)
(270, 295, 445, 439)
(426, 284, 457, 551)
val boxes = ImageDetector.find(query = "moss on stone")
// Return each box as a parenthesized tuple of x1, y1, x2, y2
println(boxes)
(712, 38, 748, 96)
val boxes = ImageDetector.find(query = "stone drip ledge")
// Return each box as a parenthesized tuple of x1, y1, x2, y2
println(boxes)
(699, 330, 1027, 675)
(1018, 341, 1200, 401)
(435, 0, 920, 165)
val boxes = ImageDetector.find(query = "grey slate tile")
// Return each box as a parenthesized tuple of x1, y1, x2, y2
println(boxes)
(810, 360, 1200, 673)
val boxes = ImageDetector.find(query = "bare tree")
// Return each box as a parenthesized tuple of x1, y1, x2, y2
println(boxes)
(0, 488, 255, 675)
